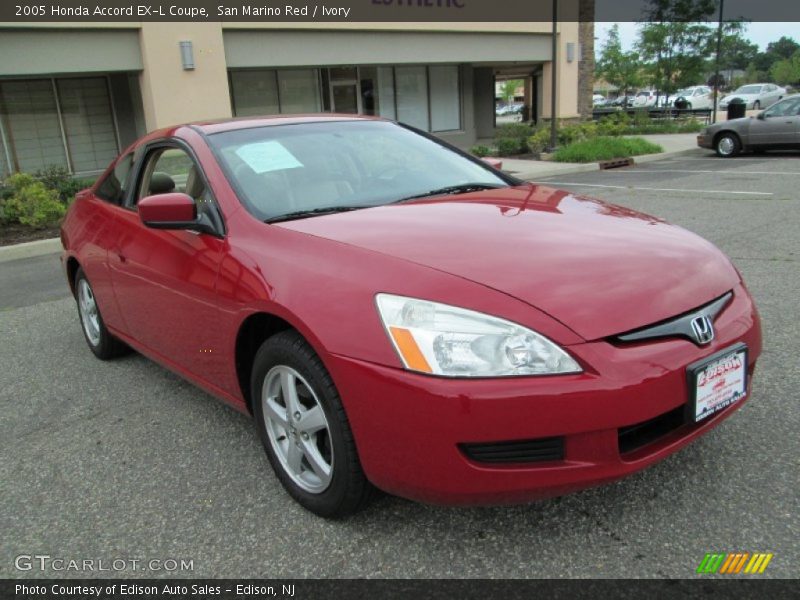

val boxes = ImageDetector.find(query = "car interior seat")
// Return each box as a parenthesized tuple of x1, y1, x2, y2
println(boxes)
(149, 172, 176, 195)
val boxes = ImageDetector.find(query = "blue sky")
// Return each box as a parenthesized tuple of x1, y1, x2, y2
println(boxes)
(597, 22, 792, 53)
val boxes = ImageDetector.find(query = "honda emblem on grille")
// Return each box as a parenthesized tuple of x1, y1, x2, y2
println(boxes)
(690, 315, 715, 345)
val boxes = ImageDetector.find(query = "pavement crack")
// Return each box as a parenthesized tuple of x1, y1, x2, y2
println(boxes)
(580, 508, 626, 544)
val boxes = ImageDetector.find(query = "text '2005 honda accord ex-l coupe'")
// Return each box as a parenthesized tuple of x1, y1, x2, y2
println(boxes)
(60, 115, 761, 517)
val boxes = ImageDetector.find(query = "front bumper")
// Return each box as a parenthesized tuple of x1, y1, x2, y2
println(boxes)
(697, 134, 713, 149)
(327, 283, 761, 505)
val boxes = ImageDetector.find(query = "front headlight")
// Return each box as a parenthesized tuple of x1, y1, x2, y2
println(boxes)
(375, 294, 582, 377)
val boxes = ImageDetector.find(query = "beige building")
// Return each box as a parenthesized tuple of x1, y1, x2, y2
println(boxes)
(0, 21, 588, 177)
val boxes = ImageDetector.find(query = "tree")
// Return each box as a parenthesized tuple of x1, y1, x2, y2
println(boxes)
(751, 36, 799, 80)
(770, 50, 800, 86)
(714, 23, 759, 78)
(636, 0, 717, 99)
(597, 25, 642, 103)
(766, 36, 800, 61)
(499, 79, 522, 104)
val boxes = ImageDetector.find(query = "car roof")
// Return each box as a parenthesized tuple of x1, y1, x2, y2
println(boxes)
(190, 113, 385, 135)
(135, 114, 388, 145)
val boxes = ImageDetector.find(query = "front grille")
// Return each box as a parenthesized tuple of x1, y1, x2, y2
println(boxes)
(611, 291, 732, 346)
(459, 436, 564, 464)
(618, 406, 686, 454)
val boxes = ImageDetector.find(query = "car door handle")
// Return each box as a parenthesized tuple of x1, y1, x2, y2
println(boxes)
(116, 252, 127, 264)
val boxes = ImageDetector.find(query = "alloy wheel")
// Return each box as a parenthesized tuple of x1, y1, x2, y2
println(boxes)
(261, 365, 333, 494)
(78, 278, 101, 346)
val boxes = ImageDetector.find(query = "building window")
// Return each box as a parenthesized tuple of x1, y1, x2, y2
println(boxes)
(230, 69, 321, 117)
(229, 65, 462, 134)
(277, 70, 322, 113)
(0, 76, 119, 176)
(229, 70, 280, 116)
(376, 67, 396, 120)
(429, 66, 461, 132)
(0, 80, 68, 174)
(395, 66, 430, 131)
(57, 78, 120, 173)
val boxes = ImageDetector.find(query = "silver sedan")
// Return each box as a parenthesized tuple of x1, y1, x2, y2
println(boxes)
(697, 95, 800, 157)
(719, 83, 786, 110)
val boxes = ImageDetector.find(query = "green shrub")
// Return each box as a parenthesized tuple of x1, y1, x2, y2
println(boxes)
(633, 109, 651, 128)
(494, 122, 533, 156)
(470, 145, 493, 158)
(558, 121, 600, 145)
(596, 113, 631, 136)
(4, 172, 37, 194)
(527, 127, 552, 154)
(494, 123, 534, 141)
(2, 172, 66, 228)
(552, 136, 663, 163)
(495, 137, 525, 156)
(34, 165, 93, 203)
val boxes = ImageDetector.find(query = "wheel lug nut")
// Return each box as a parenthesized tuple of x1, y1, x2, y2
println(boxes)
(294, 412, 301, 421)
(301, 432, 309, 440)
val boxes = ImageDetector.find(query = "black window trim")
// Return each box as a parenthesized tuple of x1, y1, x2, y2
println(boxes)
(94, 150, 135, 206)
(125, 137, 227, 238)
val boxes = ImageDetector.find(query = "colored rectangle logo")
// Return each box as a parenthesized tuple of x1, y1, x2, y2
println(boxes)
(697, 553, 773, 574)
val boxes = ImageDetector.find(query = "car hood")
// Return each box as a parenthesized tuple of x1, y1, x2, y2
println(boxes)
(278, 185, 739, 341)
(709, 116, 751, 130)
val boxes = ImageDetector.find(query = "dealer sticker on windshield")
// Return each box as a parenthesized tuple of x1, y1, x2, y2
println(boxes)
(689, 343, 748, 423)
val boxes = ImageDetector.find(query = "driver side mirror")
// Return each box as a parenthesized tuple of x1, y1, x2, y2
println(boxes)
(757, 112, 766, 120)
(139, 192, 217, 235)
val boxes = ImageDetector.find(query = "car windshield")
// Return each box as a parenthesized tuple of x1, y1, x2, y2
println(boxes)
(735, 85, 763, 94)
(207, 120, 510, 222)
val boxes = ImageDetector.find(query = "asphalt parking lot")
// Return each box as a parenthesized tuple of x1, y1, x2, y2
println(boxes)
(1, 148, 798, 579)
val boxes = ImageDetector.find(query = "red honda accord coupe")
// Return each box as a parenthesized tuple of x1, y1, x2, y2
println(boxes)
(61, 115, 762, 517)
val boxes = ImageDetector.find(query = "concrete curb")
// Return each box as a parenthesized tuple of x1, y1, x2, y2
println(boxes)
(510, 162, 600, 181)
(515, 146, 700, 181)
(0, 237, 61, 264)
(631, 147, 700, 165)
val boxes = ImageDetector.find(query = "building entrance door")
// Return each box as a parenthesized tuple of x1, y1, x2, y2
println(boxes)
(329, 67, 361, 114)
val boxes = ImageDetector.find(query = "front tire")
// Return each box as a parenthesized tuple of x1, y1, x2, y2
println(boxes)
(74, 267, 129, 360)
(715, 132, 741, 158)
(252, 330, 372, 517)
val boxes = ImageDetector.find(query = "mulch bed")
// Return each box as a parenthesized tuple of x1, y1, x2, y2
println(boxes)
(0, 224, 60, 247)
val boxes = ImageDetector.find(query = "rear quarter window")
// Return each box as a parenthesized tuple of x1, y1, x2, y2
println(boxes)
(95, 153, 134, 205)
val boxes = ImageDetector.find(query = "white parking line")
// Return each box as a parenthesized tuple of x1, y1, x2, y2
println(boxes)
(611, 169, 800, 176)
(534, 182, 774, 196)
(665, 157, 800, 164)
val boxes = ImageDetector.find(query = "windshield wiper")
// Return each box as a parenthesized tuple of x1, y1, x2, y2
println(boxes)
(392, 182, 506, 204)
(265, 206, 368, 224)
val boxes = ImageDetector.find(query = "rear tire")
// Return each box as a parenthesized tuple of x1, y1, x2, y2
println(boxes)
(251, 330, 373, 517)
(715, 132, 741, 158)
(74, 267, 129, 360)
